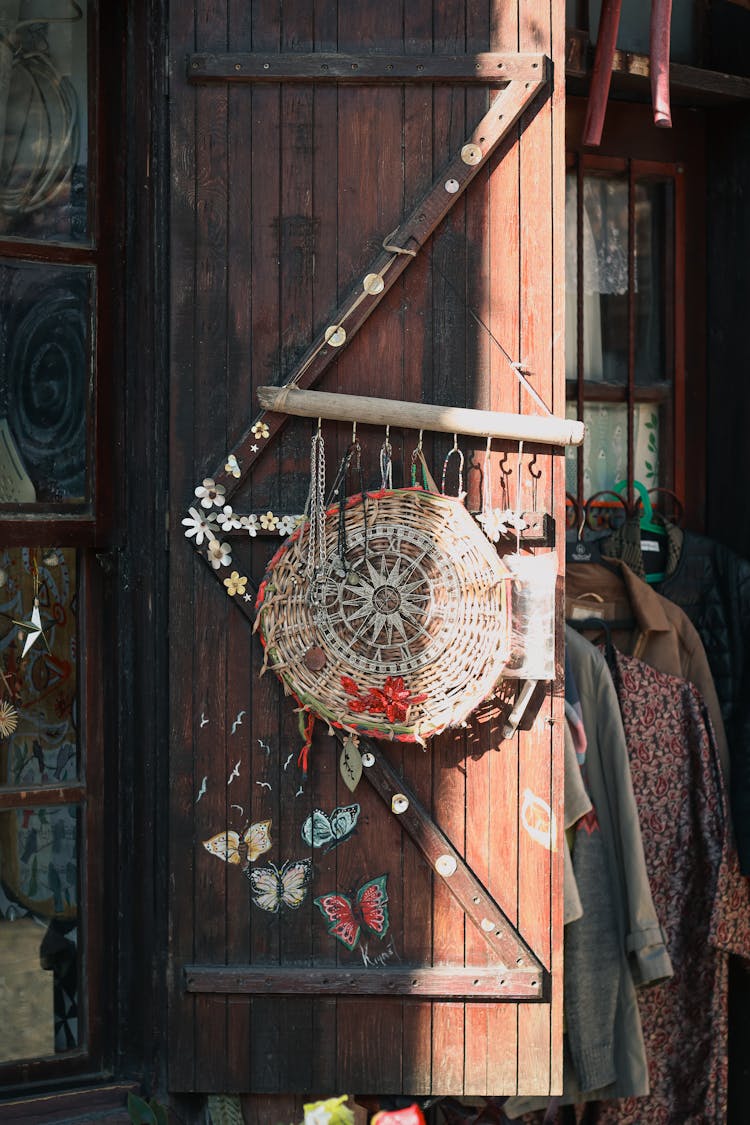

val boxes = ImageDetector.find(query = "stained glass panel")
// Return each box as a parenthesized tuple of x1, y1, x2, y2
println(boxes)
(0, 2, 88, 244)
(0, 803, 79, 1062)
(0, 547, 78, 786)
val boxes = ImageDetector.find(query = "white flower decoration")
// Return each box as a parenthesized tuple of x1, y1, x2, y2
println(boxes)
(224, 454, 241, 478)
(195, 478, 226, 509)
(477, 510, 503, 544)
(207, 540, 232, 569)
(277, 514, 298, 537)
(252, 421, 270, 440)
(240, 515, 258, 538)
(216, 504, 242, 531)
(477, 507, 528, 542)
(182, 506, 217, 545)
(260, 511, 278, 531)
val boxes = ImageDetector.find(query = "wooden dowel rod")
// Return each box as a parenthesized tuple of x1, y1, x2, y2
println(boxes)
(257, 386, 585, 448)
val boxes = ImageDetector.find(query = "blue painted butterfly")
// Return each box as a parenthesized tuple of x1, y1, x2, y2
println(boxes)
(248, 858, 312, 913)
(301, 804, 360, 851)
(314, 874, 389, 950)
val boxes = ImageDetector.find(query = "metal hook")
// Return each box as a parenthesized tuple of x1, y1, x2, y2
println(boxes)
(528, 454, 542, 479)
(499, 450, 512, 476)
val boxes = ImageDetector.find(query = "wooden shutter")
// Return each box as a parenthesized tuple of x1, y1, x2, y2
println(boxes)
(168, 0, 565, 1099)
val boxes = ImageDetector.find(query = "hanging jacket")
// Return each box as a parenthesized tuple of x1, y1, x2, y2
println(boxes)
(504, 629, 672, 1118)
(603, 518, 750, 873)
(565, 558, 730, 782)
(593, 647, 750, 1123)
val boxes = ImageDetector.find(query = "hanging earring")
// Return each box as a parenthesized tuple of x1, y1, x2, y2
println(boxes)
(304, 419, 327, 603)
(410, 430, 424, 487)
(477, 436, 502, 543)
(441, 434, 466, 502)
(379, 425, 393, 490)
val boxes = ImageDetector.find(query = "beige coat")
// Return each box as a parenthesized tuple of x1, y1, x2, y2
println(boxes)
(566, 559, 730, 782)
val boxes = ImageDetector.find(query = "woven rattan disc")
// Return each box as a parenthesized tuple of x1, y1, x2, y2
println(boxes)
(256, 487, 511, 743)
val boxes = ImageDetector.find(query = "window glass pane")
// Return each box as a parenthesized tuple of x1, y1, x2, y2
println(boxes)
(0, 3, 88, 243)
(566, 172, 674, 389)
(0, 548, 79, 785)
(564, 171, 577, 381)
(0, 260, 92, 505)
(634, 179, 671, 386)
(0, 803, 80, 1061)
(580, 173, 629, 384)
(565, 401, 660, 497)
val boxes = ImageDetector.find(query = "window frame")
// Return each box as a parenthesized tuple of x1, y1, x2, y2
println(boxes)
(0, 0, 122, 1090)
(565, 96, 707, 531)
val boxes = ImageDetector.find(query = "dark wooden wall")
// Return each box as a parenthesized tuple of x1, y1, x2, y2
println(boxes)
(168, 0, 565, 1098)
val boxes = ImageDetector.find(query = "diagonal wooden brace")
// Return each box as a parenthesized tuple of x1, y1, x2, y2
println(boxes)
(351, 735, 546, 985)
(208, 64, 549, 501)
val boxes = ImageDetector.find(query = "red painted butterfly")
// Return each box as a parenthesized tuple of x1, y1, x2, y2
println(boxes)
(314, 874, 389, 950)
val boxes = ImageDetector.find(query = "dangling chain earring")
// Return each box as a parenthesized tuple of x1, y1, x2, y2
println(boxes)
(441, 434, 466, 501)
(379, 425, 393, 490)
(477, 436, 501, 542)
(304, 419, 326, 601)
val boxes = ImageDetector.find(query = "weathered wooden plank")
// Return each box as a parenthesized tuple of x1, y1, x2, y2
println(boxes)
(187, 51, 546, 83)
(187, 0, 231, 1093)
(307, 1, 340, 1094)
(185, 966, 543, 997)
(272, 0, 319, 1092)
(515, 0, 558, 1097)
(246, 0, 283, 1094)
(191, 0, 231, 1094)
(332, 3, 407, 1093)
(223, 0, 255, 1091)
(429, 0, 469, 1093)
(464, 2, 493, 1086)
(400, 10, 437, 1090)
(483, 1, 524, 1095)
(549, 0, 567, 1097)
(167, 0, 200, 1092)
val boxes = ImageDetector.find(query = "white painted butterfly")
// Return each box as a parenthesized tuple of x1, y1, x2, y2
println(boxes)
(202, 820, 272, 866)
(301, 804, 360, 851)
(314, 874, 389, 950)
(248, 858, 312, 913)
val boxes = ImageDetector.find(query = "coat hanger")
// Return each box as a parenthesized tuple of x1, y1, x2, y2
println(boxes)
(614, 479, 667, 584)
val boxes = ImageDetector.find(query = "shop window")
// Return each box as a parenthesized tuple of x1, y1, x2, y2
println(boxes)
(0, 1, 114, 1088)
(565, 155, 684, 520)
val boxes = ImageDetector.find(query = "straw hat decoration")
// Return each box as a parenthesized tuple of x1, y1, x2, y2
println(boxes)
(255, 441, 513, 756)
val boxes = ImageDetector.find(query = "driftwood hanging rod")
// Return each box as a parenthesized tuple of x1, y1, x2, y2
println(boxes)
(257, 386, 585, 448)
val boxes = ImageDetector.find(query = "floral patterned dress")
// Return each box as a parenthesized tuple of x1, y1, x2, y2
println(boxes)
(593, 651, 750, 1124)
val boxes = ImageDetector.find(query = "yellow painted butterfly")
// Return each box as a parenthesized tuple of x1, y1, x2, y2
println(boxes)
(202, 820, 272, 867)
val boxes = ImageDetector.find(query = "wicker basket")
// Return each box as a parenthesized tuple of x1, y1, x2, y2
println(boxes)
(255, 487, 512, 743)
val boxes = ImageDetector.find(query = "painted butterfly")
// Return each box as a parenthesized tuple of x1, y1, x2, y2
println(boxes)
(203, 820, 272, 866)
(248, 858, 312, 913)
(314, 874, 389, 950)
(301, 804, 360, 851)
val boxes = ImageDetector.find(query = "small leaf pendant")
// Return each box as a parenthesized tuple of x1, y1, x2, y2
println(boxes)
(340, 735, 362, 792)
